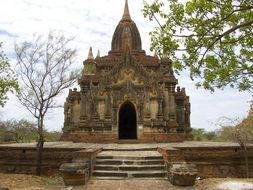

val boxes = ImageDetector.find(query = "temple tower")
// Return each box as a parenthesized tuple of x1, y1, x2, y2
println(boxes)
(61, 0, 191, 143)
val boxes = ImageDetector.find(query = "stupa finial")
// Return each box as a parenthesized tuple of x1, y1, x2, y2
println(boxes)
(122, 0, 131, 21)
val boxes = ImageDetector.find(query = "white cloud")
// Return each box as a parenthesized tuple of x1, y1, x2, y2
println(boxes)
(0, 0, 252, 132)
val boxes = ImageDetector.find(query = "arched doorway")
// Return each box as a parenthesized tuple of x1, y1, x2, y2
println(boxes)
(118, 101, 137, 139)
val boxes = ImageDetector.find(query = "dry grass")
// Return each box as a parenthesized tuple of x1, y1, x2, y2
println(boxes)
(0, 173, 64, 190)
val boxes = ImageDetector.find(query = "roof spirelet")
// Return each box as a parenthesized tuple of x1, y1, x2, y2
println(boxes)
(96, 50, 100, 59)
(87, 47, 94, 59)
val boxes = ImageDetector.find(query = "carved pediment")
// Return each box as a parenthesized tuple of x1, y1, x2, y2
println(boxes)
(93, 51, 165, 100)
(111, 68, 145, 88)
(104, 51, 152, 87)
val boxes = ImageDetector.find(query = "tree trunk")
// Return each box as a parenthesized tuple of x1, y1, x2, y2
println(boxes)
(36, 118, 44, 176)
(243, 146, 249, 178)
(36, 134, 44, 176)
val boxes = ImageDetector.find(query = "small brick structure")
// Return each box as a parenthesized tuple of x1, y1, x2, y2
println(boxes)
(167, 162, 197, 186)
(60, 148, 101, 186)
(60, 161, 89, 186)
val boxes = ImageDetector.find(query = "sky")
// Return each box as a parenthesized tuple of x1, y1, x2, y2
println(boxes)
(0, 0, 252, 132)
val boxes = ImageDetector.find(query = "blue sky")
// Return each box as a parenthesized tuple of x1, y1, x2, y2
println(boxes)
(0, 0, 252, 131)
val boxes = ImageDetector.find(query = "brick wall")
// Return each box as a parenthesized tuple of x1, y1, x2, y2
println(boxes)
(159, 146, 253, 178)
(61, 132, 185, 143)
(1, 142, 252, 178)
(0, 147, 84, 175)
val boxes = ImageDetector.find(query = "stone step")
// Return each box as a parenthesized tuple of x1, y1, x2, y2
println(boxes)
(93, 170, 167, 178)
(117, 140, 139, 144)
(95, 159, 165, 165)
(98, 150, 161, 156)
(94, 165, 165, 171)
(96, 156, 163, 160)
(92, 176, 127, 180)
(103, 147, 157, 151)
(93, 176, 168, 180)
(93, 150, 167, 180)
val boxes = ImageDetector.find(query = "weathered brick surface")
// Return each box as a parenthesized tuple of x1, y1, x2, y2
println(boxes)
(0, 147, 84, 175)
(160, 146, 253, 178)
(0, 142, 252, 178)
(61, 133, 185, 143)
(60, 162, 89, 186)
(158, 147, 184, 162)
(72, 148, 102, 177)
(168, 163, 197, 186)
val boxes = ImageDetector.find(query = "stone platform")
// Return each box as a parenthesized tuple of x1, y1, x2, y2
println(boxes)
(0, 141, 247, 149)
(0, 141, 252, 178)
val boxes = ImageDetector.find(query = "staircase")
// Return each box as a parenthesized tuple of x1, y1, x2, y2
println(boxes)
(92, 148, 167, 180)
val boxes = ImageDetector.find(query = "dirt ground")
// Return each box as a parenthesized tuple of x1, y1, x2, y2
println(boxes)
(0, 173, 253, 190)
(0, 173, 64, 190)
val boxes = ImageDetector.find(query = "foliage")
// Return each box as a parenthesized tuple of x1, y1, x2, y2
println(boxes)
(143, 0, 253, 91)
(0, 118, 37, 143)
(0, 118, 62, 143)
(0, 42, 19, 106)
(215, 116, 253, 143)
(191, 128, 216, 141)
(191, 114, 253, 143)
(15, 31, 78, 175)
(191, 128, 206, 141)
(215, 126, 235, 142)
(44, 130, 62, 142)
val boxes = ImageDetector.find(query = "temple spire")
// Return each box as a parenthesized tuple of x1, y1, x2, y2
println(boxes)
(87, 47, 94, 59)
(122, 0, 131, 21)
(96, 50, 100, 58)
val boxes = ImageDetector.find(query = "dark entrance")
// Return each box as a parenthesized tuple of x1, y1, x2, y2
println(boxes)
(119, 101, 137, 139)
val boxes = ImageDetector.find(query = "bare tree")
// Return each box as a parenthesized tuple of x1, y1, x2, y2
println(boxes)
(15, 32, 78, 176)
(234, 119, 250, 178)
(217, 116, 251, 178)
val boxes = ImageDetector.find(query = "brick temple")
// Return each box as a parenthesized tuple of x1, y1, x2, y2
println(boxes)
(61, 0, 191, 143)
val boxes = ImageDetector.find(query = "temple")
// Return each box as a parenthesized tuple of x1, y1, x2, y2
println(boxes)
(61, 0, 191, 143)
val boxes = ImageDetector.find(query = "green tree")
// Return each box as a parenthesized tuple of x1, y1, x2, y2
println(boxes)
(0, 118, 37, 143)
(191, 128, 207, 141)
(0, 42, 19, 106)
(44, 130, 62, 142)
(205, 131, 216, 140)
(15, 32, 78, 175)
(143, 0, 253, 91)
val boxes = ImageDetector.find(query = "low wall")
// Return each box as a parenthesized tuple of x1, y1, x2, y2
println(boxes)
(0, 146, 84, 175)
(1, 142, 252, 178)
(159, 145, 253, 178)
